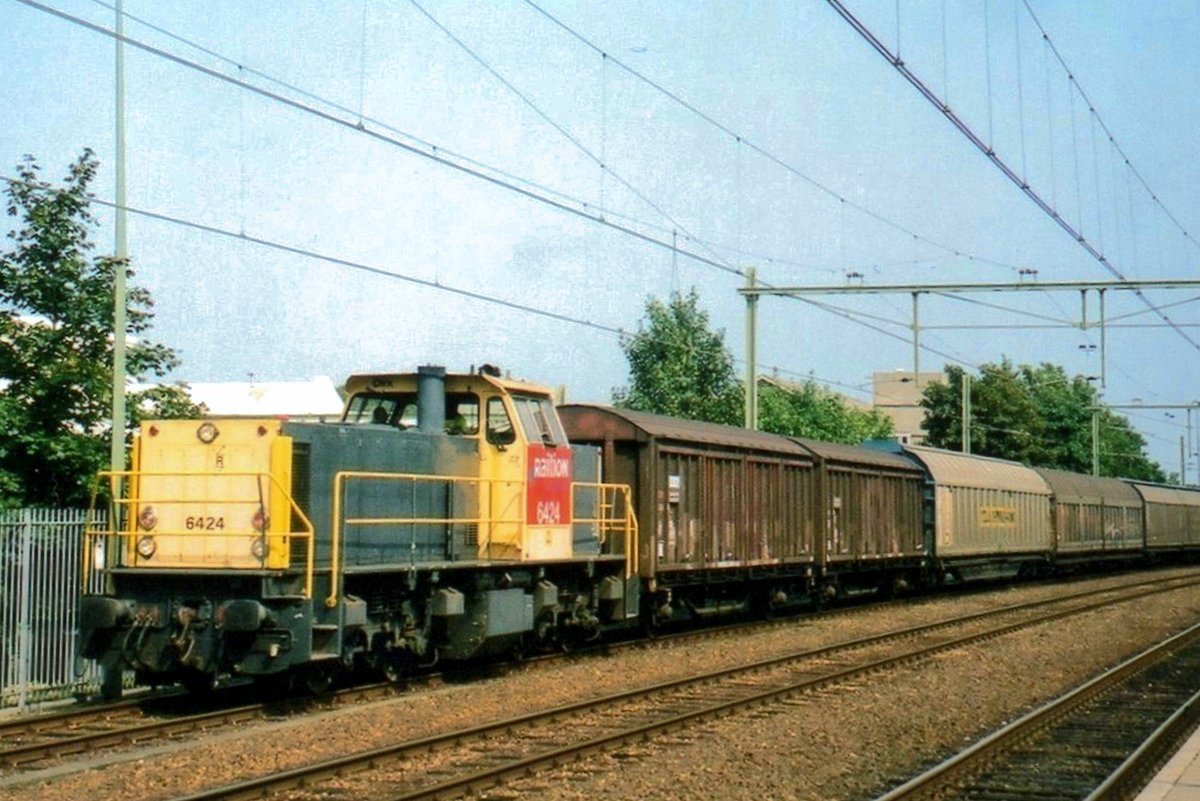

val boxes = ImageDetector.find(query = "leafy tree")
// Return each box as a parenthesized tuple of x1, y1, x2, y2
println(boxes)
(758, 379, 894, 444)
(921, 360, 1164, 481)
(614, 290, 892, 444)
(614, 289, 742, 425)
(0, 150, 199, 508)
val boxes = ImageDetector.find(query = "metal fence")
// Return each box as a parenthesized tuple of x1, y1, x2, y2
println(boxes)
(0, 508, 105, 709)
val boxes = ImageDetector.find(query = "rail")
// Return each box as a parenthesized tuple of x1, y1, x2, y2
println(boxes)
(328, 472, 638, 607)
(84, 470, 316, 599)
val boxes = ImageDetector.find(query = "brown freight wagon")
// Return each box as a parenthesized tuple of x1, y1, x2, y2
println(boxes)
(1034, 468, 1144, 561)
(1130, 482, 1200, 550)
(558, 405, 819, 620)
(791, 438, 927, 596)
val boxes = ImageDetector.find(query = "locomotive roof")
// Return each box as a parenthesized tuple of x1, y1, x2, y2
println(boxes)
(343, 370, 554, 396)
(1033, 468, 1142, 506)
(902, 444, 1052, 494)
(558, 404, 813, 458)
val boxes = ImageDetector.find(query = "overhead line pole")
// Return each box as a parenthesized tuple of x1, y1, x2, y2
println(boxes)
(742, 279, 1200, 427)
(744, 267, 758, 430)
(110, 0, 128, 476)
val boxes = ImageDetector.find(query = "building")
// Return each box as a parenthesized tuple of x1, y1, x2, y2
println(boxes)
(137, 377, 345, 420)
(872, 370, 946, 444)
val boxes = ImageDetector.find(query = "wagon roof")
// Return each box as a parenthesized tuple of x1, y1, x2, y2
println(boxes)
(1130, 482, 1200, 507)
(557, 404, 813, 458)
(1034, 468, 1142, 506)
(902, 445, 1051, 494)
(791, 438, 925, 473)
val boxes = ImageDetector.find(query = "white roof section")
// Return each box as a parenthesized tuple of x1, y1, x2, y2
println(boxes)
(139, 377, 345, 418)
(903, 444, 1052, 495)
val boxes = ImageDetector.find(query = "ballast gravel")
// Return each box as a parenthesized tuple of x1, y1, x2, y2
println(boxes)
(4, 567, 1200, 801)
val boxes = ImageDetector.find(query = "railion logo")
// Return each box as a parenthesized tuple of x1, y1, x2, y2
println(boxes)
(532, 454, 571, 479)
(527, 444, 573, 526)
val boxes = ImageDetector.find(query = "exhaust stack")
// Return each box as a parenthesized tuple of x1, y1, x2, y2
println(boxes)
(417, 365, 446, 434)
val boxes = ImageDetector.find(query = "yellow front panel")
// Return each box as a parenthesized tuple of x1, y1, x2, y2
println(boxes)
(133, 419, 281, 569)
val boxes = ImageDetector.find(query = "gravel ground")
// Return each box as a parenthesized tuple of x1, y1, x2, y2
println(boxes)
(4, 567, 1200, 801)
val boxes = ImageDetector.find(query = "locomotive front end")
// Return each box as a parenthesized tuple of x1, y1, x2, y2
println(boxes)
(78, 418, 316, 698)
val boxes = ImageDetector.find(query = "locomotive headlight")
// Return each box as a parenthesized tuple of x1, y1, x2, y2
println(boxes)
(136, 535, 157, 559)
(250, 537, 269, 560)
(92, 540, 106, 571)
(137, 505, 157, 531)
(251, 509, 268, 532)
(196, 422, 220, 444)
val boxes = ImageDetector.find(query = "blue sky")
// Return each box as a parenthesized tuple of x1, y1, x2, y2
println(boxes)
(2, 1, 1198, 472)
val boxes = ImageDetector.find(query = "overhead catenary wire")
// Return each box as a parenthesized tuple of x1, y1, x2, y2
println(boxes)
(0, 174, 627, 337)
(823, 0, 1200, 354)
(15, 0, 1009, 406)
(58, 0, 1013, 377)
(405, 0, 744, 279)
(513, 0, 1154, 390)
(81, 0, 857, 283)
(21, 0, 749, 279)
(1018, 0, 1199, 257)
(519, 0, 1034, 279)
(21, 0, 1174, 441)
(3, 171, 916, 411)
(77, 0, 1065, 287)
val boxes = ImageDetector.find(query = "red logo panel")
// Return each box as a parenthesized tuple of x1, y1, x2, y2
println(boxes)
(527, 444, 573, 525)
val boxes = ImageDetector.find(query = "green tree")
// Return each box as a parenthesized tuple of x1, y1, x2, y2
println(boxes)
(921, 360, 1164, 481)
(758, 379, 894, 444)
(614, 289, 742, 425)
(614, 291, 892, 443)
(0, 150, 199, 508)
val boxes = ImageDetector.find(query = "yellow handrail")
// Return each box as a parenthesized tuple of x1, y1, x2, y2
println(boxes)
(328, 472, 639, 607)
(572, 482, 639, 578)
(329, 470, 527, 607)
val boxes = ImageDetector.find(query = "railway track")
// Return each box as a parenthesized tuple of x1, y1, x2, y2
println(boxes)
(872, 619, 1200, 801)
(161, 572, 1200, 801)
(0, 566, 1046, 770)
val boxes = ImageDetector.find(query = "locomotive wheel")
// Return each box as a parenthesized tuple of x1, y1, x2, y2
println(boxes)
(301, 665, 334, 695)
(100, 665, 124, 701)
(179, 668, 216, 695)
(382, 652, 413, 683)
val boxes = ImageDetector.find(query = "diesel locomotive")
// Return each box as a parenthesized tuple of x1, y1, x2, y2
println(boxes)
(77, 365, 1200, 699)
(78, 366, 638, 698)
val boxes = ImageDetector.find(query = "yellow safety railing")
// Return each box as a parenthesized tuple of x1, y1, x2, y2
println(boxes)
(572, 481, 639, 578)
(328, 472, 639, 607)
(329, 470, 525, 608)
(83, 470, 316, 599)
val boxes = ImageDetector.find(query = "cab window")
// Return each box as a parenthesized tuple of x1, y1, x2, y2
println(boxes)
(485, 397, 516, 445)
(344, 393, 417, 427)
(444, 393, 480, 435)
(512, 395, 566, 446)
